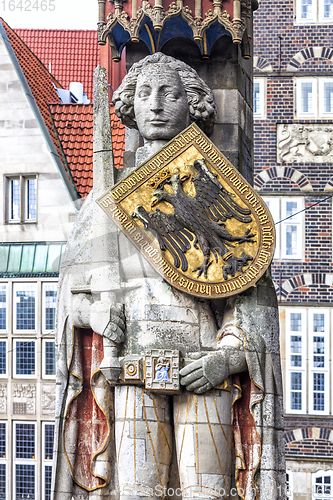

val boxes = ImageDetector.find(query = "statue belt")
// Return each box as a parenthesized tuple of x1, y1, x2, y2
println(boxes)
(116, 349, 229, 394)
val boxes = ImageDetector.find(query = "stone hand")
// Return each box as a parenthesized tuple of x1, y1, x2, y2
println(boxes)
(180, 348, 247, 394)
(180, 353, 228, 394)
(90, 302, 125, 344)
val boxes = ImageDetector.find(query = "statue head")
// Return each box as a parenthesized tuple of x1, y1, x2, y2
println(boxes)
(112, 52, 216, 140)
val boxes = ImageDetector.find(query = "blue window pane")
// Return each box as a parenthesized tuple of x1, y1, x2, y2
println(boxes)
(15, 464, 35, 500)
(44, 342, 55, 376)
(0, 286, 6, 331)
(0, 423, 5, 456)
(44, 465, 52, 500)
(44, 424, 54, 460)
(290, 313, 302, 331)
(16, 286, 36, 331)
(26, 178, 36, 221)
(254, 82, 261, 114)
(0, 464, 5, 500)
(16, 342, 35, 376)
(15, 423, 35, 459)
(44, 286, 57, 331)
(286, 225, 298, 256)
(10, 179, 20, 221)
(324, 0, 333, 18)
(301, 82, 313, 112)
(313, 314, 325, 332)
(301, 0, 313, 17)
(313, 336, 325, 368)
(291, 392, 302, 410)
(291, 372, 302, 410)
(0, 342, 6, 375)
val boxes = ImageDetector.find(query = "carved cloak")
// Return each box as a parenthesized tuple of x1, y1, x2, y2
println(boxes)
(51, 191, 285, 500)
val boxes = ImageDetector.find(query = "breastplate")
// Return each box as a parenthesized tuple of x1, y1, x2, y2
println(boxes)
(118, 231, 218, 357)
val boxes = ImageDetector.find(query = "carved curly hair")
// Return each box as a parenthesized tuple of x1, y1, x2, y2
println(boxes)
(112, 52, 216, 135)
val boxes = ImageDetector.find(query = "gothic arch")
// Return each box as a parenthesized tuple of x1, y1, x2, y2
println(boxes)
(253, 56, 273, 72)
(281, 273, 333, 299)
(287, 46, 333, 71)
(254, 166, 312, 191)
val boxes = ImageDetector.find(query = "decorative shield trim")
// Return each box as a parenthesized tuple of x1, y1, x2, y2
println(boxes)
(97, 124, 275, 299)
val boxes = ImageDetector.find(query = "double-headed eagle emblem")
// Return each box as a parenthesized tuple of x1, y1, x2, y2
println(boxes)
(98, 124, 275, 298)
(133, 158, 254, 279)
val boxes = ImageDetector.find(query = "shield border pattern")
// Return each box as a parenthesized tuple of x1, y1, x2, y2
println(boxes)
(97, 123, 275, 299)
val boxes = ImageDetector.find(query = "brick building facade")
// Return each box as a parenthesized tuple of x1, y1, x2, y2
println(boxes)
(253, 1, 333, 497)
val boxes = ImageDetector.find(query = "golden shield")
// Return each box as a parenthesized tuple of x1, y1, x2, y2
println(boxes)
(97, 124, 275, 299)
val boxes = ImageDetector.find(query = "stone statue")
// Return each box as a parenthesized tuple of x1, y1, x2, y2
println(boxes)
(52, 53, 285, 500)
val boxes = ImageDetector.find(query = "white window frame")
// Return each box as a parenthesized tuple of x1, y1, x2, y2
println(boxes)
(296, 77, 333, 118)
(0, 284, 8, 333)
(42, 340, 56, 379)
(295, 0, 333, 23)
(13, 283, 37, 334)
(319, 78, 333, 117)
(253, 78, 266, 119)
(5, 174, 37, 224)
(308, 309, 330, 414)
(0, 340, 7, 378)
(295, 78, 318, 117)
(295, 0, 317, 23)
(319, 0, 333, 21)
(312, 470, 333, 499)
(13, 421, 37, 500)
(13, 339, 36, 379)
(42, 283, 58, 333)
(286, 469, 293, 500)
(286, 308, 307, 414)
(0, 421, 6, 500)
(42, 422, 55, 500)
(263, 197, 281, 260)
(263, 197, 304, 261)
(280, 198, 304, 260)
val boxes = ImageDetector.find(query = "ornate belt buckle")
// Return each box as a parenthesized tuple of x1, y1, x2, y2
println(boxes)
(121, 358, 144, 384)
(145, 349, 181, 393)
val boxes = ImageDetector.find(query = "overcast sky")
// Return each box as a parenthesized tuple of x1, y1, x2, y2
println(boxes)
(0, 0, 96, 29)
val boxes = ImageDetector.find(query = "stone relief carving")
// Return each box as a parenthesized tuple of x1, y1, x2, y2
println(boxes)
(41, 385, 56, 415)
(98, 0, 251, 48)
(12, 383, 36, 415)
(0, 383, 7, 414)
(277, 123, 333, 163)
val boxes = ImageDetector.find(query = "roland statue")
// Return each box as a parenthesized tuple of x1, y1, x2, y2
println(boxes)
(52, 53, 285, 500)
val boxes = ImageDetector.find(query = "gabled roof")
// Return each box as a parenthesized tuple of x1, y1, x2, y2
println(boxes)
(0, 19, 125, 200)
(0, 18, 79, 200)
(49, 104, 124, 198)
(15, 28, 99, 102)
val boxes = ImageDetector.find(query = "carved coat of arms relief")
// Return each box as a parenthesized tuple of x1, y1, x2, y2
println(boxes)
(277, 123, 333, 163)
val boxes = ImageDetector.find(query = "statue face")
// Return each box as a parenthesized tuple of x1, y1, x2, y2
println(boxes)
(134, 65, 190, 141)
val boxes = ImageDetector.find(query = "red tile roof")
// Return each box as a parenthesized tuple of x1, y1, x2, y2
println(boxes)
(1, 20, 125, 199)
(0, 19, 80, 197)
(49, 104, 124, 198)
(15, 28, 99, 102)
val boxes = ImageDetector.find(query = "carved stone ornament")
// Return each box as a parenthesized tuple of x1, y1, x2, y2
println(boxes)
(277, 123, 333, 163)
(42, 384, 56, 415)
(98, 0, 249, 47)
(0, 383, 7, 414)
(97, 124, 275, 299)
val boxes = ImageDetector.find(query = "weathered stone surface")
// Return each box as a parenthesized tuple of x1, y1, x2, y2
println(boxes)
(53, 51, 284, 500)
